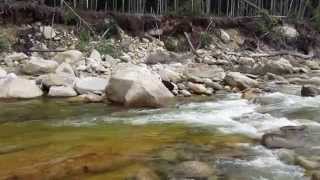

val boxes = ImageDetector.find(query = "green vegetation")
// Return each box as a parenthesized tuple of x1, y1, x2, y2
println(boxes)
(0, 34, 10, 52)
(311, 4, 320, 32)
(199, 32, 213, 48)
(96, 39, 121, 58)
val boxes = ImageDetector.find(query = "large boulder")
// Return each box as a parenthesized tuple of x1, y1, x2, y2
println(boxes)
(264, 58, 294, 75)
(106, 64, 173, 107)
(75, 77, 108, 95)
(53, 50, 83, 64)
(37, 73, 76, 88)
(21, 57, 58, 75)
(48, 86, 77, 97)
(225, 72, 258, 90)
(0, 75, 43, 99)
(184, 64, 226, 82)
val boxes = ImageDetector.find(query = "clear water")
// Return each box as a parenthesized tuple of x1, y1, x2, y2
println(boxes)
(0, 93, 318, 180)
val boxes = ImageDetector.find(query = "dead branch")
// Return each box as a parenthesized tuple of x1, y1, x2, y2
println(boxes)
(184, 32, 199, 57)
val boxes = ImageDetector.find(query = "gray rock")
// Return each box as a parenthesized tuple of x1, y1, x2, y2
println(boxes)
(40, 26, 56, 39)
(172, 161, 215, 179)
(145, 51, 186, 65)
(275, 149, 296, 165)
(48, 86, 77, 97)
(54, 50, 83, 64)
(75, 77, 108, 95)
(273, 25, 299, 39)
(187, 82, 211, 95)
(158, 68, 182, 83)
(301, 85, 320, 97)
(225, 72, 258, 90)
(4, 53, 28, 67)
(305, 61, 320, 70)
(219, 29, 230, 42)
(68, 94, 104, 103)
(296, 156, 320, 170)
(262, 126, 307, 149)
(89, 49, 102, 62)
(106, 64, 173, 107)
(0, 67, 7, 77)
(0, 75, 43, 98)
(264, 58, 294, 75)
(21, 57, 58, 75)
(185, 64, 226, 82)
(180, 89, 192, 97)
(37, 73, 76, 88)
(55, 63, 75, 76)
(203, 78, 223, 90)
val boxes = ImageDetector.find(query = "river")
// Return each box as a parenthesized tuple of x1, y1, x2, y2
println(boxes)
(0, 89, 319, 179)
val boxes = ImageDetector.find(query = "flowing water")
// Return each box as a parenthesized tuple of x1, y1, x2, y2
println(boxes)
(0, 91, 319, 180)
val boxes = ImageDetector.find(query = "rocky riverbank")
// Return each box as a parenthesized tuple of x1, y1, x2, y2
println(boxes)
(1, 22, 320, 179)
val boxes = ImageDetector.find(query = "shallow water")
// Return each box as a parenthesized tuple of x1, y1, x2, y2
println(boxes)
(0, 93, 318, 180)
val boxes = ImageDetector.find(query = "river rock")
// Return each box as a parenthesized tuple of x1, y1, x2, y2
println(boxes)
(172, 161, 215, 179)
(0, 67, 7, 77)
(158, 68, 182, 83)
(40, 26, 56, 39)
(68, 94, 104, 103)
(48, 86, 77, 97)
(220, 29, 231, 42)
(203, 78, 223, 90)
(55, 63, 76, 76)
(21, 57, 58, 75)
(0, 75, 43, 98)
(89, 49, 102, 62)
(130, 168, 160, 180)
(273, 25, 299, 39)
(312, 172, 320, 180)
(225, 72, 258, 90)
(185, 64, 226, 82)
(4, 52, 28, 66)
(264, 58, 294, 75)
(37, 73, 76, 88)
(187, 82, 210, 95)
(180, 89, 192, 97)
(54, 50, 83, 64)
(296, 156, 320, 170)
(262, 126, 307, 149)
(301, 85, 320, 97)
(75, 77, 108, 95)
(305, 61, 320, 70)
(275, 149, 296, 165)
(106, 64, 173, 107)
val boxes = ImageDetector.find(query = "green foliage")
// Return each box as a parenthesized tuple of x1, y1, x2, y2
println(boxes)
(63, 9, 78, 25)
(77, 30, 91, 51)
(256, 10, 280, 34)
(0, 35, 9, 52)
(311, 5, 320, 32)
(164, 36, 189, 52)
(199, 32, 212, 48)
(96, 40, 121, 58)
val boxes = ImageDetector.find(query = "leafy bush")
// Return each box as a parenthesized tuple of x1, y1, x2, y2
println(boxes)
(76, 30, 91, 51)
(96, 40, 121, 58)
(199, 32, 213, 48)
(0, 35, 9, 52)
(311, 5, 320, 32)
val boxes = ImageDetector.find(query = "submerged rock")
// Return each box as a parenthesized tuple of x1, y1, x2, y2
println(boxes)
(301, 85, 320, 97)
(172, 161, 215, 179)
(261, 126, 307, 149)
(67, 94, 104, 103)
(0, 75, 43, 98)
(106, 64, 173, 107)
